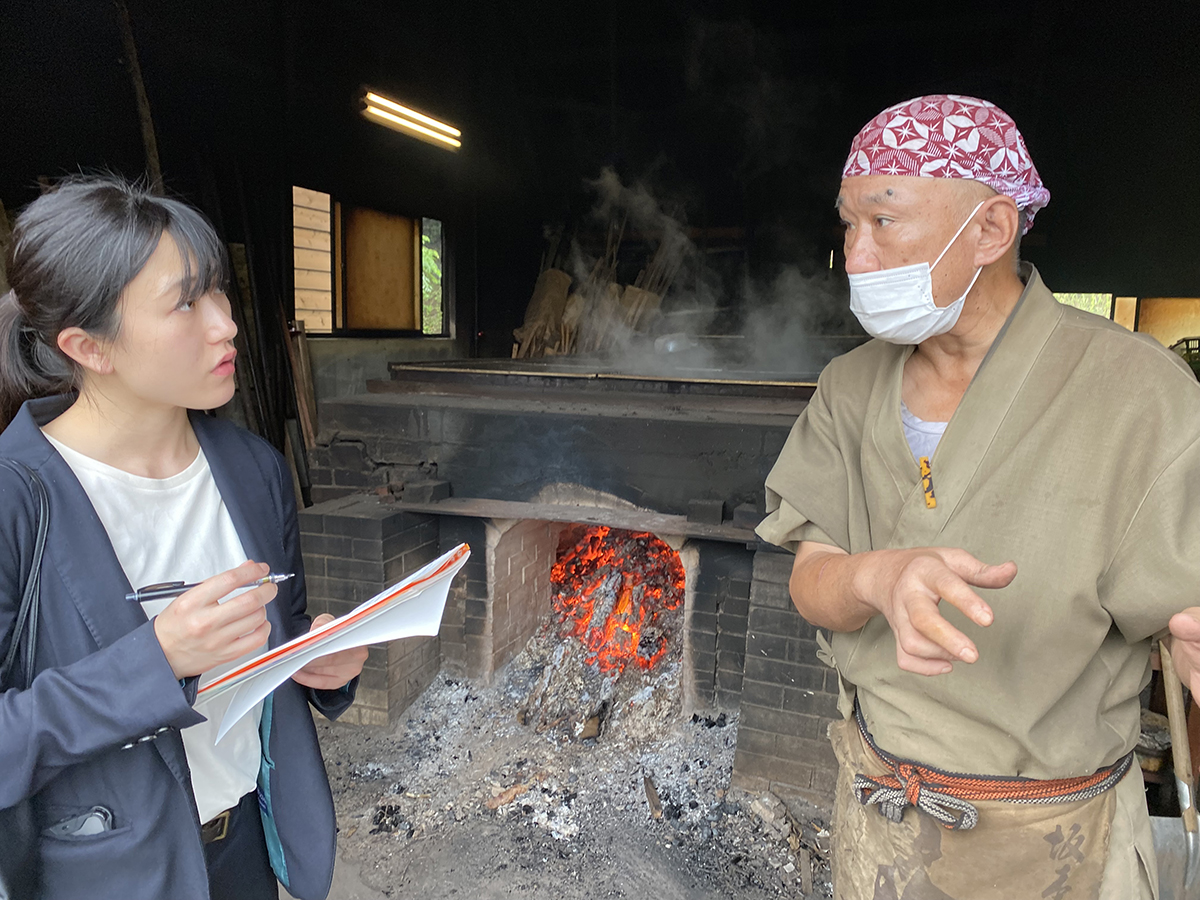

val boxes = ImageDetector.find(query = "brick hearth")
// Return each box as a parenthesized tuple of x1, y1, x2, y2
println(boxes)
(299, 364, 842, 802)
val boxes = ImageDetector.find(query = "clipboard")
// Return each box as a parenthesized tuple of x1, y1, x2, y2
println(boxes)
(198, 542, 470, 741)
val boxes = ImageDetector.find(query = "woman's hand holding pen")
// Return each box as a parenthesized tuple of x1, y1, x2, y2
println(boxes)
(153, 560, 276, 679)
(291, 615, 368, 690)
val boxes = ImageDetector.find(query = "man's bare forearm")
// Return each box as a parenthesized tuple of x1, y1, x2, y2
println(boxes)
(788, 542, 879, 632)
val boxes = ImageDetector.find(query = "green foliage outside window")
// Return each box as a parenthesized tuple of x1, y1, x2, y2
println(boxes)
(421, 218, 444, 335)
(1054, 293, 1113, 319)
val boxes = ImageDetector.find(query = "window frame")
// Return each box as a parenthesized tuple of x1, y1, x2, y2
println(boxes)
(291, 187, 451, 338)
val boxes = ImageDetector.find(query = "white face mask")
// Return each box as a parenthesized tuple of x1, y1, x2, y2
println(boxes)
(847, 199, 986, 345)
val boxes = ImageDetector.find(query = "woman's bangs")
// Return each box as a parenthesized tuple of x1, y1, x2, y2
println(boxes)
(167, 204, 229, 306)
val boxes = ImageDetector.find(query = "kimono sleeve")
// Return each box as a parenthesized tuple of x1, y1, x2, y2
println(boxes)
(755, 373, 852, 554)
(1099, 435, 1200, 642)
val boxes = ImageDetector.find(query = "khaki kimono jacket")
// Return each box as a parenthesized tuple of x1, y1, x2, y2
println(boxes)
(757, 265, 1200, 781)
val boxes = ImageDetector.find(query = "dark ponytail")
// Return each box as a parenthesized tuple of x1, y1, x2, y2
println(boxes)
(0, 175, 228, 432)
(0, 287, 77, 429)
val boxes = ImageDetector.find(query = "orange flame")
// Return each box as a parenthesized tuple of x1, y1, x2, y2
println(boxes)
(551, 526, 684, 674)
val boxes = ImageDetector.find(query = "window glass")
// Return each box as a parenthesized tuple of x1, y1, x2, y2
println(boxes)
(1053, 293, 1113, 319)
(421, 217, 444, 335)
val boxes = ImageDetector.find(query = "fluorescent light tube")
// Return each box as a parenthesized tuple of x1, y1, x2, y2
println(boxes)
(364, 91, 461, 137)
(361, 90, 462, 151)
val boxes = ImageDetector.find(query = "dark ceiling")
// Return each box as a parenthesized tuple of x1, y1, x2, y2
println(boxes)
(1, 0, 1197, 354)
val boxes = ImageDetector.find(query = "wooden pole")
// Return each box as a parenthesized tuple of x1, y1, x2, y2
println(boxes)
(113, 0, 163, 191)
(1161, 640, 1199, 838)
(0, 200, 12, 294)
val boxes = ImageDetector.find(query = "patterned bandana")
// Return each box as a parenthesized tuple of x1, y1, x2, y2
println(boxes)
(842, 94, 1050, 232)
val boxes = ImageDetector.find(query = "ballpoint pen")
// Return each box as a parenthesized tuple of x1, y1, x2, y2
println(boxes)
(125, 573, 294, 603)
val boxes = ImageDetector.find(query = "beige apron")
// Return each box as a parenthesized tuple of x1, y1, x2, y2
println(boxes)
(829, 718, 1115, 900)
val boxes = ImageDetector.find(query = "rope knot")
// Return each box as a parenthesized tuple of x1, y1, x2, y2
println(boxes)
(853, 773, 980, 830)
(896, 763, 923, 807)
(848, 698, 1131, 834)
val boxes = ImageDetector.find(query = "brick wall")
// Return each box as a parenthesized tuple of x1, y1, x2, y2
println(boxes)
(307, 440, 387, 503)
(296, 488, 823, 777)
(433, 517, 561, 683)
(436, 517, 488, 677)
(387, 636, 442, 720)
(310, 394, 795, 515)
(731, 548, 840, 804)
(298, 495, 441, 725)
(687, 539, 753, 710)
(489, 520, 561, 676)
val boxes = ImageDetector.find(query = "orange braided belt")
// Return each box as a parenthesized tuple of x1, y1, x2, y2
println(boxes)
(851, 700, 1134, 831)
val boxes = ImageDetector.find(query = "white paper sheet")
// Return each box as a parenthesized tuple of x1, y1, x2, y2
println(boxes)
(198, 543, 470, 741)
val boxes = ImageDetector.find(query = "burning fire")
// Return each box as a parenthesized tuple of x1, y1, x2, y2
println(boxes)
(550, 526, 685, 674)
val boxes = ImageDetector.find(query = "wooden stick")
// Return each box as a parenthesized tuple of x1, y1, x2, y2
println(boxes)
(231, 166, 289, 453)
(1161, 639, 1199, 835)
(225, 243, 266, 437)
(643, 775, 663, 820)
(289, 322, 318, 446)
(113, 0, 162, 191)
(0, 199, 12, 294)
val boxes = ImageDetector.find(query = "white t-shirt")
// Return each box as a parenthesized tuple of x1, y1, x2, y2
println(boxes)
(900, 402, 949, 464)
(44, 433, 265, 824)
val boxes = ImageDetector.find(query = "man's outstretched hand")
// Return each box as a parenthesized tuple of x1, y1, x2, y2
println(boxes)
(791, 543, 1017, 676)
(861, 548, 1016, 675)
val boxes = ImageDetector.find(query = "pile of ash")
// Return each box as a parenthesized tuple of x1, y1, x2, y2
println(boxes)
(319, 671, 833, 898)
(314, 520, 831, 898)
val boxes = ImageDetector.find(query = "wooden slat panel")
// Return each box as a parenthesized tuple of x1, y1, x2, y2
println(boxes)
(343, 206, 417, 330)
(294, 269, 331, 290)
(296, 310, 333, 333)
(293, 247, 330, 271)
(293, 227, 331, 251)
(292, 185, 330, 212)
(295, 288, 332, 309)
(293, 206, 330, 231)
(293, 184, 333, 334)
(295, 316, 329, 328)
(294, 297, 331, 311)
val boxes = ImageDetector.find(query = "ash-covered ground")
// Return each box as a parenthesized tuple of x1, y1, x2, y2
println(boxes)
(316, 606, 834, 899)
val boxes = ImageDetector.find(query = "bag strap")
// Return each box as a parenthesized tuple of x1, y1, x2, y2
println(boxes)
(0, 460, 49, 690)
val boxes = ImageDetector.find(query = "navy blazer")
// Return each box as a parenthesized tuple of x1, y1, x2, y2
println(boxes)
(0, 396, 355, 900)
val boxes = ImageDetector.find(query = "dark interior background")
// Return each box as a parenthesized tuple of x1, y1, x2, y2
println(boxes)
(2, 0, 1197, 358)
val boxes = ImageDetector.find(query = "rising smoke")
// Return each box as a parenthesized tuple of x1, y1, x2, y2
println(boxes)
(559, 166, 861, 378)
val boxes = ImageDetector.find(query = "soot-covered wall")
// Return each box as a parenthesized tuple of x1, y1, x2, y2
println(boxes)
(1, 1, 1197, 360)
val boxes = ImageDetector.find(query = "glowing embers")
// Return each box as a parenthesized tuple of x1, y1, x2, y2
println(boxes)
(551, 526, 685, 675)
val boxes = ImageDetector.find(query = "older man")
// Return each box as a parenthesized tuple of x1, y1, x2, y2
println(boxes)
(757, 94, 1200, 899)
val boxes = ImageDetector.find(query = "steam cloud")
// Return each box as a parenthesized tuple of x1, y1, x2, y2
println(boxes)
(560, 166, 861, 378)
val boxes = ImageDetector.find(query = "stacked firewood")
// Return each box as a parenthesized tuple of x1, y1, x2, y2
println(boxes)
(512, 220, 687, 359)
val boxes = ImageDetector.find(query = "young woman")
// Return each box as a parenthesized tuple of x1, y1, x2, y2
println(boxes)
(0, 177, 366, 900)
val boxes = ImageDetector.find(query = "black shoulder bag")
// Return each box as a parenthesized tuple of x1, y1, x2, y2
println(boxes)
(0, 460, 49, 900)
